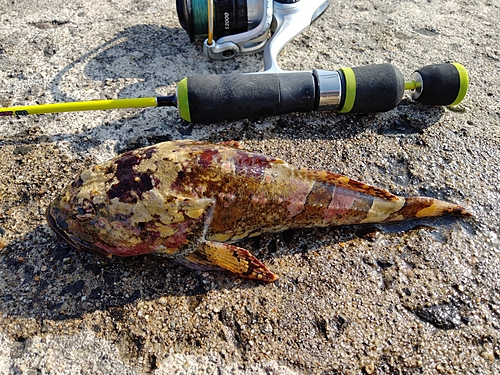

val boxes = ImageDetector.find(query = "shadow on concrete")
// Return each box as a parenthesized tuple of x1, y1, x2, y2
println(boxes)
(0, 213, 472, 322)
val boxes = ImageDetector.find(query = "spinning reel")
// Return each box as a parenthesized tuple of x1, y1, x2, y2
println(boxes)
(0, 0, 468, 123)
(176, 0, 328, 68)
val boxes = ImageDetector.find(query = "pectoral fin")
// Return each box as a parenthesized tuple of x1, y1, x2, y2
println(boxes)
(179, 240, 278, 282)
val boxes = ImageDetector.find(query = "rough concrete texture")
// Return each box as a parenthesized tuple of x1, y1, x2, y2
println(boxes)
(0, 0, 499, 374)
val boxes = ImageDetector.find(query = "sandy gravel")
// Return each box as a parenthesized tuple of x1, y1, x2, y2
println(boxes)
(0, 0, 499, 374)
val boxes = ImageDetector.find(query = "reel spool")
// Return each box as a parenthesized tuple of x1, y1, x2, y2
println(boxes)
(176, 0, 273, 59)
(176, 0, 266, 41)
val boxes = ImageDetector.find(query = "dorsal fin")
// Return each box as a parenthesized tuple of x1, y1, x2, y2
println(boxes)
(302, 169, 399, 201)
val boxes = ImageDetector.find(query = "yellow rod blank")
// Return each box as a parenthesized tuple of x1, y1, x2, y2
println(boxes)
(0, 97, 158, 116)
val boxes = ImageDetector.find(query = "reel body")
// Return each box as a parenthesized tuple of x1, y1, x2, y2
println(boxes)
(176, 0, 273, 59)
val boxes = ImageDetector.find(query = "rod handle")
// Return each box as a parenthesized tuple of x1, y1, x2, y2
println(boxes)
(335, 64, 405, 113)
(177, 72, 317, 123)
(410, 63, 468, 106)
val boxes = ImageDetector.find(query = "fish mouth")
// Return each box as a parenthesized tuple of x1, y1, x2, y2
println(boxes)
(46, 206, 109, 257)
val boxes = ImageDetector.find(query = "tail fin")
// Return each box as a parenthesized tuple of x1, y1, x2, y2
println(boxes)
(297, 169, 470, 226)
(385, 197, 470, 222)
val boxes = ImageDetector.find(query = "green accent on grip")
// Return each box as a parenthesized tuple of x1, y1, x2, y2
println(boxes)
(338, 67, 356, 113)
(177, 78, 191, 122)
(450, 63, 469, 106)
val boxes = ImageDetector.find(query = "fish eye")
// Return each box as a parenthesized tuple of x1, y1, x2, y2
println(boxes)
(73, 198, 97, 221)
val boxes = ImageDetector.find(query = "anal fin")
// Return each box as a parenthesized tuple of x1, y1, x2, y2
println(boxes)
(183, 241, 278, 282)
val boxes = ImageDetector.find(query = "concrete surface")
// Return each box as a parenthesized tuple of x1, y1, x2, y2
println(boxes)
(0, 0, 499, 373)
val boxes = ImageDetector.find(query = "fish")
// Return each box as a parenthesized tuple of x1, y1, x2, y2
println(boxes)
(46, 140, 470, 282)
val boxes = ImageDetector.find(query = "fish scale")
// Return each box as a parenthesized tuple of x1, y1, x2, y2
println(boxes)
(46, 140, 470, 282)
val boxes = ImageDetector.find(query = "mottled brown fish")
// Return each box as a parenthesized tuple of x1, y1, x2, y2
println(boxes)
(46, 140, 469, 282)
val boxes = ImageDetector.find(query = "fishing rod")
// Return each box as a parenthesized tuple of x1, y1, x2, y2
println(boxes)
(0, 0, 469, 123)
(0, 64, 469, 123)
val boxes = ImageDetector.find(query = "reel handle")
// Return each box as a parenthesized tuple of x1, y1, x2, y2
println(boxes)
(177, 63, 468, 123)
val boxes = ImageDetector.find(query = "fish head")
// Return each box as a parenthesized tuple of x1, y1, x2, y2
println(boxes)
(45, 147, 166, 257)
(47, 145, 215, 258)
(46, 167, 114, 257)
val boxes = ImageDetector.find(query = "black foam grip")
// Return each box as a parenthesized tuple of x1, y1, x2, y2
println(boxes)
(186, 72, 316, 123)
(414, 64, 461, 105)
(349, 64, 405, 113)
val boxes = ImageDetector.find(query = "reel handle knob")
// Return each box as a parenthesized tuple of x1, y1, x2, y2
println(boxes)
(409, 63, 468, 106)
